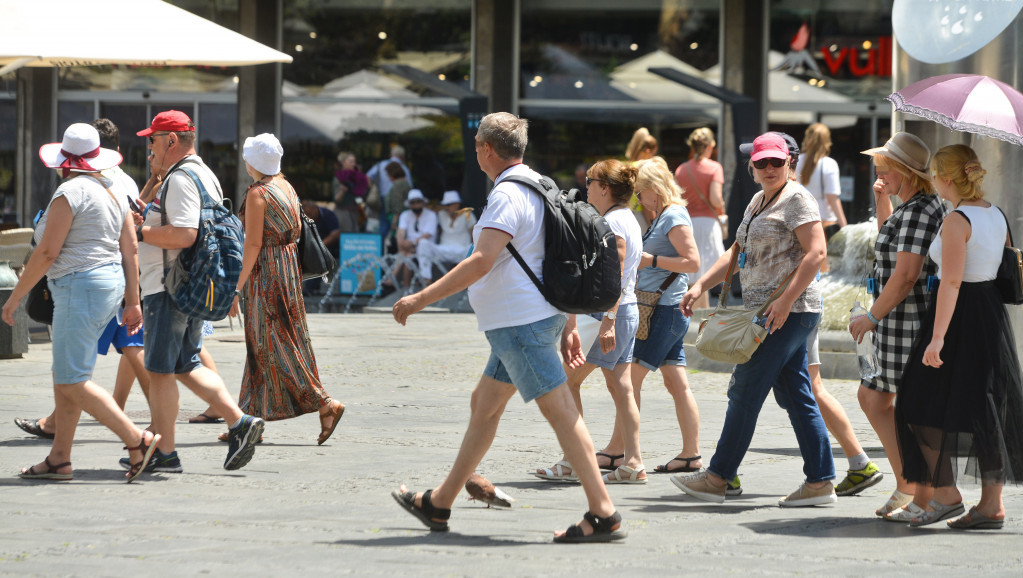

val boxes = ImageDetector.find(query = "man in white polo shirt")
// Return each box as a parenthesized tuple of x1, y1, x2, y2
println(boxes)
(390, 112, 625, 543)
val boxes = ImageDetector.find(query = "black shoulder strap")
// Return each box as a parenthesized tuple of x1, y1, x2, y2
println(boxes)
(952, 208, 972, 226)
(492, 174, 557, 295)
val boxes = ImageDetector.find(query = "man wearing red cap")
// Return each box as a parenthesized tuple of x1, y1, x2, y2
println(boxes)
(134, 110, 264, 472)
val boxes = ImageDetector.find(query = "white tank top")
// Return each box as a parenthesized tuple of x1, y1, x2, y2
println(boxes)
(929, 204, 1006, 282)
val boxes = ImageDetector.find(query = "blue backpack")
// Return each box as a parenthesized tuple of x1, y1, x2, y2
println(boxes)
(160, 160, 245, 321)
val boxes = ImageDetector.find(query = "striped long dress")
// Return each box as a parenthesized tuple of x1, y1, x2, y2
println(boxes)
(238, 178, 330, 420)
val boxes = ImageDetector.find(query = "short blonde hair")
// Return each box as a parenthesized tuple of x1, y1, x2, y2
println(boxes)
(932, 144, 986, 202)
(874, 154, 935, 196)
(634, 156, 686, 210)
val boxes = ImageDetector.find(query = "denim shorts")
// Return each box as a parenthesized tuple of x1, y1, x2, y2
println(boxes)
(483, 314, 567, 403)
(49, 263, 124, 384)
(97, 316, 144, 355)
(143, 291, 204, 375)
(585, 302, 638, 369)
(632, 304, 690, 372)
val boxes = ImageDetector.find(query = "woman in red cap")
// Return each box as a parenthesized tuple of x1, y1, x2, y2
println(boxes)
(676, 132, 835, 507)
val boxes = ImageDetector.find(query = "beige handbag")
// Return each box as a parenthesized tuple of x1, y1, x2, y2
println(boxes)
(694, 248, 797, 364)
(685, 162, 728, 240)
(635, 273, 678, 340)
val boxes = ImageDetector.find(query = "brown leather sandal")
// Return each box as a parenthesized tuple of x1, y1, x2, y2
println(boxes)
(124, 431, 161, 483)
(19, 456, 72, 481)
(317, 399, 345, 445)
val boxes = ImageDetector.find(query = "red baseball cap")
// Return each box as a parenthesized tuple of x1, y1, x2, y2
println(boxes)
(136, 110, 195, 137)
(750, 133, 789, 162)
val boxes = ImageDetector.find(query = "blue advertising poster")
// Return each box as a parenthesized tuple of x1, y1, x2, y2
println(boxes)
(338, 233, 382, 295)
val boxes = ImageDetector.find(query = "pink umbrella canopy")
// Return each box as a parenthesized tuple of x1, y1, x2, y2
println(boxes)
(887, 74, 1023, 147)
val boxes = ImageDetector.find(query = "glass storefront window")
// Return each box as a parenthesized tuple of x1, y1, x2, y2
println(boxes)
(279, 1, 472, 203)
(769, 1, 893, 104)
(520, 1, 721, 186)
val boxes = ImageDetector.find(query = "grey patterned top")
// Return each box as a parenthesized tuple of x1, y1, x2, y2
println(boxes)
(735, 182, 821, 312)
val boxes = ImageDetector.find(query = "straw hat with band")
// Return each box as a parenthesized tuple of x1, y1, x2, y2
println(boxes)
(39, 123, 123, 178)
(861, 132, 932, 181)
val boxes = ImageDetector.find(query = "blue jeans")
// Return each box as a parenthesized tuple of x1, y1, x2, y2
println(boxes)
(631, 304, 689, 371)
(707, 311, 835, 483)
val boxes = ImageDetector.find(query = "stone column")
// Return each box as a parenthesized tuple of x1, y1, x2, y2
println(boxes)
(237, 0, 283, 205)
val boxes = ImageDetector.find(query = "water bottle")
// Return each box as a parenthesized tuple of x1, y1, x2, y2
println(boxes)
(849, 301, 879, 379)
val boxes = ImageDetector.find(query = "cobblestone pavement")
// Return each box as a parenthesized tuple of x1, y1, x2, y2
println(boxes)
(0, 313, 1019, 576)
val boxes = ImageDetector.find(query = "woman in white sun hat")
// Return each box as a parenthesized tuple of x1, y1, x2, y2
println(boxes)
(225, 133, 345, 445)
(415, 190, 477, 285)
(1, 122, 160, 483)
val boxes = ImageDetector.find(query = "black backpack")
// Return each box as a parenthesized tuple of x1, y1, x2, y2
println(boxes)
(501, 175, 621, 314)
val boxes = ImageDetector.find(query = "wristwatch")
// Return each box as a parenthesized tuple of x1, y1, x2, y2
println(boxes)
(136, 226, 144, 243)
(604, 310, 616, 320)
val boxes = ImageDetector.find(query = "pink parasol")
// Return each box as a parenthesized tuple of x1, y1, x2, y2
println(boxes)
(887, 74, 1023, 147)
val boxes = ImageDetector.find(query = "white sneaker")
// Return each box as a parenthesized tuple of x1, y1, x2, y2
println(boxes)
(778, 482, 838, 507)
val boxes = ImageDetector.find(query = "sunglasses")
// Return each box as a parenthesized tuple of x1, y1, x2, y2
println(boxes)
(585, 177, 603, 187)
(752, 157, 788, 170)
(148, 132, 171, 145)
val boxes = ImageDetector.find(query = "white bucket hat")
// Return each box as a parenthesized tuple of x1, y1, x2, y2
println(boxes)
(861, 132, 932, 181)
(243, 133, 284, 176)
(440, 190, 462, 205)
(405, 189, 426, 207)
(39, 123, 122, 178)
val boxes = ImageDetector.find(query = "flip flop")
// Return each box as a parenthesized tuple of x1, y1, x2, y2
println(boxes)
(187, 413, 224, 424)
(947, 507, 1005, 530)
(18, 456, 72, 481)
(653, 455, 701, 473)
(14, 418, 55, 439)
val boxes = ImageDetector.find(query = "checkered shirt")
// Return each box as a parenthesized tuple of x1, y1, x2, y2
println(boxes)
(864, 192, 945, 393)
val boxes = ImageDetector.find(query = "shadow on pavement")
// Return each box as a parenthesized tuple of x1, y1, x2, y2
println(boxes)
(331, 532, 535, 548)
(743, 516, 923, 538)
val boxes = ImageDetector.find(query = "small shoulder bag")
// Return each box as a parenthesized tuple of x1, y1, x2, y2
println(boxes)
(694, 248, 798, 364)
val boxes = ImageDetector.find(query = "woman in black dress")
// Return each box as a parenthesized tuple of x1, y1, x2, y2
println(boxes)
(895, 145, 1023, 529)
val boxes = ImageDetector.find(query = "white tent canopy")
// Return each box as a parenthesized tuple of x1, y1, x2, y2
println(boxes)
(0, 0, 292, 77)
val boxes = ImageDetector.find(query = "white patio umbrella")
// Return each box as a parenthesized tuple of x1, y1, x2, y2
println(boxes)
(0, 0, 292, 76)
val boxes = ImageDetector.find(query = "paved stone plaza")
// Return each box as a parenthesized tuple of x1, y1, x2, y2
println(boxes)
(0, 313, 1019, 576)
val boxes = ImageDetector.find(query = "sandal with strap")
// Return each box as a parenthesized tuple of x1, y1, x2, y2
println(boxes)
(317, 399, 346, 445)
(947, 507, 1005, 530)
(596, 452, 624, 471)
(603, 464, 648, 484)
(391, 488, 451, 531)
(553, 510, 628, 543)
(124, 431, 161, 483)
(534, 460, 578, 482)
(653, 455, 701, 474)
(19, 456, 72, 481)
(14, 417, 55, 439)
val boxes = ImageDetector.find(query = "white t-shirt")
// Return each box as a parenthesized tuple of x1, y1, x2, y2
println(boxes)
(104, 165, 140, 204)
(35, 174, 128, 280)
(795, 154, 841, 222)
(397, 208, 438, 244)
(602, 206, 641, 306)
(139, 156, 224, 297)
(468, 164, 561, 332)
